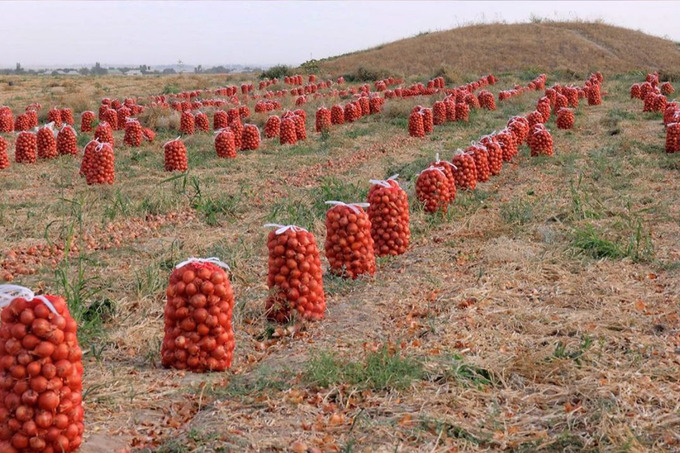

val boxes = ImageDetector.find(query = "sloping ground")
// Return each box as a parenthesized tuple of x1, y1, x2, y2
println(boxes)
(317, 21, 680, 77)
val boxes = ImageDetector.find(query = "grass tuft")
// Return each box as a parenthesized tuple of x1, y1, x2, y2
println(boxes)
(304, 347, 423, 391)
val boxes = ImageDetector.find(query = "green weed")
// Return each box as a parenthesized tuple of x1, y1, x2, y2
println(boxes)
(500, 198, 533, 225)
(304, 347, 423, 391)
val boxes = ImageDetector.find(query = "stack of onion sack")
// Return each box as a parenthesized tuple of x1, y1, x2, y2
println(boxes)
(47, 109, 62, 128)
(214, 129, 236, 158)
(102, 109, 118, 130)
(369, 97, 383, 114)
(507, 116, 529, 145)
(444, 98, 456, 122)
(330, 105, 344, 125)
(123, 119, 143, 147)
(432, 101, 446, 125)
(653, 94, 667, 113)
(464, 93, 480, 109)
(143, 128, 155, 143)
(663, 101, 680, 126)
(279, 117, 297, 145)
(324, 202, 376, 279)
(554, 93, 568, 112)
(94, 122, 114, 147)
(85, 142, 115, 185)
(479, 136, 503, 176)
(408, 110, 425, 138)
(528, 124, 554, 157)
(416, 166, 451, 214)
(265, 225, 325, 322)
(0, 285, 84, 453)
(179, 111, 195, 135)
(14, 115, 31, 132)
(164, 138, 188, 172)
(587, 83, 602, 106)
(478, 90, 496, 110)
(230, 119, 243, 150)
(0, 108, 13, 133)
(25, 110, 38, 129)
(116, 107, 131, 130)
(455, 102, 469, 122)
(367, 176, 410, 256)
(0, 137, 9, 170)
(536, 97, 551, 122)
(430, 154, 456, 203)
(264, 116, 280, 138)
(495, 129, 518, 162)
(666, 123, 680, 154)
(80, 112, 95, 133)
(466, 144, 490, 182)
(452, 149, 477, 190)
(161, 258, 235, 372)
(315, 108, 331, 132)
(226, 108, 239, 124)
(526, 111, 544, 128)
(195, 112, 209, 132)
(240, 124, 260, 151)
(630, 84, 641, 99)
(660, 82, 674, 96)
(60, 108, 74, 126)
(15, 132, 37, 164)
(421, 108, 434, 134)
(344, 103, 359, 123)
(556, 108, 575, 130)
(79, 139, 99, 177)
(213, 111, 228, 130)
(292, 115, 306, 141)
(37, 125, 58, 160)
(56, 126, 77, 156)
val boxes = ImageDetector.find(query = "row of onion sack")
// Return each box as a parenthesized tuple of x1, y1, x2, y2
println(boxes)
(0, 120, 125, 185)
(497, 74, 548, 101)
(629, 73, 680, 154)
(163, 92, 577, 373)
(162, 181, 411, 372)
(0, 106, 72, 133)
(415, 72, 606, 213)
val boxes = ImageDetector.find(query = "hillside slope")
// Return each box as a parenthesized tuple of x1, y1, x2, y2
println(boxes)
(316, 22, 680, 77)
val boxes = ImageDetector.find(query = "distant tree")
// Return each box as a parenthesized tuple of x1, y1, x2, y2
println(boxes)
(15, 63, 24, 74)
(260, 64, 292, 80)
(91, 62, 108, 75)
(162, 68, 177, 75)
(194, 65, 203, 74)
(205, 65, 230, 74)
(300, 59, 319, 74)
(79, 67, 90, 75)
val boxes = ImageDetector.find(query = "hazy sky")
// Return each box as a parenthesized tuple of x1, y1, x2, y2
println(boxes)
(1, 1, 679, 68)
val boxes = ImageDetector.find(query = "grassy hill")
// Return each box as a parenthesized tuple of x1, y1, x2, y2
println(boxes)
(316, 21, 680, 78)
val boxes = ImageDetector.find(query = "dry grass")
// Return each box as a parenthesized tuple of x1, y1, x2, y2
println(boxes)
(317, 21, 680, 78)
(0, 72, 679, 452)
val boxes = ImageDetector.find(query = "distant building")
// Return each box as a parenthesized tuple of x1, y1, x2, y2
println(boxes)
(108, 69, 123, 75)
(53, 70, 81, 76)
(126, 70, 143, 76)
